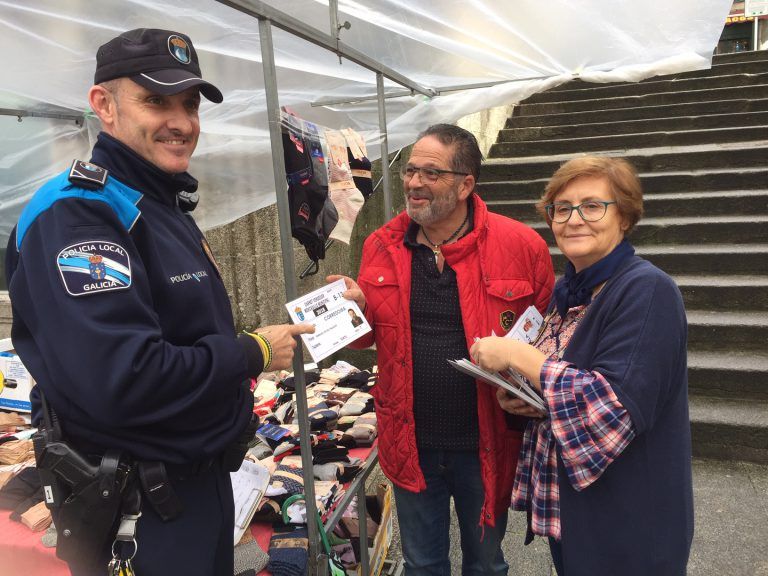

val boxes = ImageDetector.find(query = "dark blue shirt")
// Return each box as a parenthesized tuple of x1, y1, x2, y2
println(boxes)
(404, 206, 478, 450)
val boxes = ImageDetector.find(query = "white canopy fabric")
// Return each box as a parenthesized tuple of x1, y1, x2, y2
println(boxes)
(0, 0, 732, 239)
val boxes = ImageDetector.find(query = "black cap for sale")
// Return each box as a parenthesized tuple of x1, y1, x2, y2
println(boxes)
(94, 28, 223, 103)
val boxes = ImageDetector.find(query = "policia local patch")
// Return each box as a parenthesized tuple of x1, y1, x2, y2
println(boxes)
(57, 241, 132, 296)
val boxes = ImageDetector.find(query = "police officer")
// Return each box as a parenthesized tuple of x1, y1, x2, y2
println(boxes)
(5, 28, 312, 575)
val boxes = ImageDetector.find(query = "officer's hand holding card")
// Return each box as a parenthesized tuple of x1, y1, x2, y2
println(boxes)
(285, 279, 371, 362)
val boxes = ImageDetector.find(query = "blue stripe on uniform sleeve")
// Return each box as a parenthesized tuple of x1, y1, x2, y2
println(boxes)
(16, 170, 143, 250)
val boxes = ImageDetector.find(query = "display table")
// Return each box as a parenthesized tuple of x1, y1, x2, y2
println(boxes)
(0, 443, 378, 576)
(0, 510, 68, 575)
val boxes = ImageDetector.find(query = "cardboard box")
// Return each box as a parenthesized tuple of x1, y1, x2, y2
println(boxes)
(356, 482, 393, 576)
(0, 339, 34, 413)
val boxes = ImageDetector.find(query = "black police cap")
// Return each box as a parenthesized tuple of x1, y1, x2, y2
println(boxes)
(94, 28, 223, 103)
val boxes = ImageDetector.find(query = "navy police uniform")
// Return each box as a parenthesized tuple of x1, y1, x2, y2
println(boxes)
(5, 132, 264, 575)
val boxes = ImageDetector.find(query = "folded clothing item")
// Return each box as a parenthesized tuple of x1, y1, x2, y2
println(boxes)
(339, 392, 374, 416)
(324, 386, 358, 406)
(265, 464, 305, 498)
(312, 439, 349, 465)
(250, 498, 283, 524)
(337, 370, 375, 392)
(246, 441, 273, 460)
(336, 415, 358, 431)
(21, 500, 52, 532)
(268, 526, 308, 576)
(345, 413, 378, 447)
(0, 439, 35, 465)
(280, 371, 320, 391)
(0, 466, 42, 519)
(313, 457, 363, 483)
(307, 403, 339, 431)
(235, 529, 270, 575)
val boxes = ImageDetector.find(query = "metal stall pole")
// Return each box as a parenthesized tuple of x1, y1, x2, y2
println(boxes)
(376, 72, 393, 222)
(258, 17, 325, 576)
(357, 480, 370, 575)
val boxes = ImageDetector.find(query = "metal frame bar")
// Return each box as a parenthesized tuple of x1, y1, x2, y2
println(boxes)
(258, 17, 323, 575)
(244, 4, 402, 573)
(376, 73, 392, 222)
(215, 0, 433, 97)
(0, 108, 84, 125)
(311, 74, 557, 108)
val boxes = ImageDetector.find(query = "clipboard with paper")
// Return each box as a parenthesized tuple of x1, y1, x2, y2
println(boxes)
(231, 459, 271, 545)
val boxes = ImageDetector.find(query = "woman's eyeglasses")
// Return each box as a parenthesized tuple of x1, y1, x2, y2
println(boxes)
(545, 200, 617, 223)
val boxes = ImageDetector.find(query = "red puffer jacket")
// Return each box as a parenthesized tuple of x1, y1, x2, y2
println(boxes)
(351, 194, 554, 527)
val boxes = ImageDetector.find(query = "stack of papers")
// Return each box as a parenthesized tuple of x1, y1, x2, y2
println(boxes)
(448, 305, 547, 412)
(448, 359, 545, 412)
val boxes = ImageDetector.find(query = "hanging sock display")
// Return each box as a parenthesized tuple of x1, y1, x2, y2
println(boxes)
(279, 111, 370, 273)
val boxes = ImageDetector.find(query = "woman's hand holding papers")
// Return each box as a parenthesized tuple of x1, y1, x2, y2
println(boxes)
(496, 388, 545, 418)
(470, 337, 548, 417)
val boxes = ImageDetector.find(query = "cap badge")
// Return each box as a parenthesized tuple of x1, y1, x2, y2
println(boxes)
(168, 35, 191, 64)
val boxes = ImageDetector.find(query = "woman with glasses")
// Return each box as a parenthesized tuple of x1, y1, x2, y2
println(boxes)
(470, 156, 693, 575)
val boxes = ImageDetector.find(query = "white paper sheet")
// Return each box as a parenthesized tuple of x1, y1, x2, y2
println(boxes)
(285, 279, 371, 362)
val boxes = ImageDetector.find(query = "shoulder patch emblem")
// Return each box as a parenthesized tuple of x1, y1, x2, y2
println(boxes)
(57, 241, 131, 297)
(500, 310, 516, 332)
(68, 160, 108, 190)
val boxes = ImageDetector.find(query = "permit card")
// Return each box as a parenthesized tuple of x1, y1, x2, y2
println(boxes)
(285, 278, 371, 362)
(504, 305, 543, 344)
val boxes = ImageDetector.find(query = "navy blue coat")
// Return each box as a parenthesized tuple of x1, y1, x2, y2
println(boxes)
(555, 256, 694, 575)
(5, 133, 260, 464)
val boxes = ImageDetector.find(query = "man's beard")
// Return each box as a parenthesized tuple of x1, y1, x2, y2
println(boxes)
(405, 183, 460, 226)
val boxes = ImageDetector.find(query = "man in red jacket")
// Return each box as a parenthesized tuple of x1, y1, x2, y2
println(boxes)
(330, 124, 553, 575)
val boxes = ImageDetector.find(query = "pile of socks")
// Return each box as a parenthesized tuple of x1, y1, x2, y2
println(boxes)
(268, 526, 309, 576)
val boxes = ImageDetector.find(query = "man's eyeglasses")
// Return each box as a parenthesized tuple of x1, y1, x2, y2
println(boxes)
(399, 164, 469, 184)
(545, 200, 617, 223)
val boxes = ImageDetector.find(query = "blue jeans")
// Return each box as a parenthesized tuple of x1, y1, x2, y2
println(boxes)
(393, 448, 509, 576)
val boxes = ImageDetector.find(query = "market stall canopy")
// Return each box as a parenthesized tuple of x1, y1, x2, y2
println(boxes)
(0, 0, 732, 237)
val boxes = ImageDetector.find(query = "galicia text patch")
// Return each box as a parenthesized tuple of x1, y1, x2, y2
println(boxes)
(57, 241, 132, 296)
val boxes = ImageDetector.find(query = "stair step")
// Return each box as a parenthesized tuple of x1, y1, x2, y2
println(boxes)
(487, 190, 768, 220)
(689, 396, 768, 464)
(549, 50, 768, 92)
(483, 142, 768, 181)
(712, 50, 768, 65)
(478, 169, 768, 200)
(530, 215, 768, 246)
(524, 72, 768, 104)
(686, 310, 768, 353)
(491, 125, 768, 157)
(549, 244, 768, 275)
(688, 351, 768, 399)
(498, 111, 768, 142)
(505, 98, 768, 128)
(516, 85, 768, 117)
(546, 59, 768, 92)
(675, 275, 768, 311)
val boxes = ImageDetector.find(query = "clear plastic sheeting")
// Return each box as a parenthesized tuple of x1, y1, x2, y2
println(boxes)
(0, 0, 732, 238)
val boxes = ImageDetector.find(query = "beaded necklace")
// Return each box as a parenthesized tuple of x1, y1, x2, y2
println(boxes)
(421, 210, 470, 263)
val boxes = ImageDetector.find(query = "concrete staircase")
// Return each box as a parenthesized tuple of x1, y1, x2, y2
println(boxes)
(479, 50, 768, 464)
